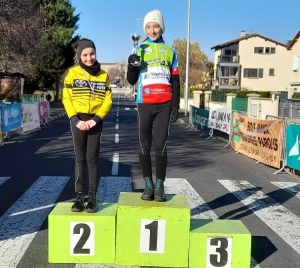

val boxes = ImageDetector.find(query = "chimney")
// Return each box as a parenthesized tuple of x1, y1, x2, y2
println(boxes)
(240, 30, 246, 37)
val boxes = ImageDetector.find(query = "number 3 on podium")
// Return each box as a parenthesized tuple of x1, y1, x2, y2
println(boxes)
(206, 237, 233, 268)
(139, 219, 166, 254)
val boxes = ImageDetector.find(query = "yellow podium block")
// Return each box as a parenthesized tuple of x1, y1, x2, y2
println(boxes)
(48, 202, 117, 264)
(189, 219, 251, 268)
(115, 192, 190, 267)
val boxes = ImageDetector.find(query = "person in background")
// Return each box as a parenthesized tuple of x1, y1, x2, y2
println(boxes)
(62, 38, 112, 212)
(127, 10, 180, 202)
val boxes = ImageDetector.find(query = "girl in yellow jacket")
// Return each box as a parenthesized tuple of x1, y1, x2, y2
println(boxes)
(62, 38, 112, 213)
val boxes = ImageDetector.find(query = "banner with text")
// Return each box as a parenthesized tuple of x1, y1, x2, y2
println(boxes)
(208, 108, 232, 135)
(231, 112, 283, 168)
(39, 101, 49, 120)
(192, 106, 209, 132)
(286, 124, 300, 171)
(22, 103, 40, 132)
(1, 103, 22, 133)
(0, 107, 2, 142)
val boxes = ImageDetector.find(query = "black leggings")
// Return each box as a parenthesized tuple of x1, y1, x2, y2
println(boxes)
(137, 101, 171, 180)
(71, 114, 103, 194)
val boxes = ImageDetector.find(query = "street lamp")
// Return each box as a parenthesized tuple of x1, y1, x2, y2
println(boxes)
(184, 0, 191, 116)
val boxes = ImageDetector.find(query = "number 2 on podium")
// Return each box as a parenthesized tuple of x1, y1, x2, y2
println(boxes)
(139, 219, 166, 254)
(70, 222, 95, 256)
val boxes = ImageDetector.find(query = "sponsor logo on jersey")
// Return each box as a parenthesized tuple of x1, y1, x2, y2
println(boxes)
(144, 88, 151, 94)
(160, 47, 167, 55)
(144, 47, 152, 54)
(74, 79, 88, 87)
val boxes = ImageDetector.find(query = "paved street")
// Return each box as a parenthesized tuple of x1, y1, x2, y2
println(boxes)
(0, 93, 299, 268)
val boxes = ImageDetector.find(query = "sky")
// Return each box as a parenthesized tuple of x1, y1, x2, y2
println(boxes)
(70, 0, 300, 63)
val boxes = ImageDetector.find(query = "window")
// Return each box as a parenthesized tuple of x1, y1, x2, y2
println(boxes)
(293, 55, 299, 71)
(265, 47, 276, 54)
(224, 49, 237, 56)
(220, 66, 239, 77)
(254, 47, 276, 54)
(225, 49, 231, 55)
(254, 47, 264, 54)
(244, 68, 263, 78)
(269, 68, 275, 76)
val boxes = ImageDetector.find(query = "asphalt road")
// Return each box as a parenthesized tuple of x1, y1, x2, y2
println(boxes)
(0, 93, 299, 268)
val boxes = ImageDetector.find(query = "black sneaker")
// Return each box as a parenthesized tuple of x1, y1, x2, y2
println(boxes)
(71, 192, 85, 212)
(154, 179, 166, 202)
(85, 192, 98, 213)
(141, 177, 154, 201)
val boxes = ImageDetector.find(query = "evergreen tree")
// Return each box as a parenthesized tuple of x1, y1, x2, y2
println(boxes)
(30, 0, 80, 90)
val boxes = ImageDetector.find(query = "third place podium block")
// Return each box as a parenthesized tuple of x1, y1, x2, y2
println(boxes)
(48, 202, 117, 264)
(116, 192, 191, 267)
(189, 219, 252, 268)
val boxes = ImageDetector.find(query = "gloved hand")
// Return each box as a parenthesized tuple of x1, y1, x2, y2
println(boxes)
(128, 54, 140, 67)
(170, 107, 179, 123)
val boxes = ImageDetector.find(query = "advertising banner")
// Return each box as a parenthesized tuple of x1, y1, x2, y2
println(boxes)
(1, 103, 22, 133)
(192, 106, 209, 132)
(208, 108, 232, 135)
(0, 107, 2, 142)
(231, 112, 283, 168)
(39, 101, 49, 120)
(22, 103, 40, 132)
(286, 124, 300, 171)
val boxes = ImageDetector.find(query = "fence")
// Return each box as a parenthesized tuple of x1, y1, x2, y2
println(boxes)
(0, 100, 54, 145)
(188, 105, 296, 174)
(279, 99, 300, 118)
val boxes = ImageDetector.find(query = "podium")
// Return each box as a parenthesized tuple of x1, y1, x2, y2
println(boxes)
(115, 192, 191, 267)
(48, 194, 252, 267)
(189, 219, 251, 268)
(48, 202, 117, 264)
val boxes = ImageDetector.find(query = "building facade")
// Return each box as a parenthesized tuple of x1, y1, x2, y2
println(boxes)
(211, 30, 300, 97)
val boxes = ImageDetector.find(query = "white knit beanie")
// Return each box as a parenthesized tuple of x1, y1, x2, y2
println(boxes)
(143, 10, 165, 34)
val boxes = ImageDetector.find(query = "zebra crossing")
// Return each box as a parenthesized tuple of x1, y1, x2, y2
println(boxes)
(0, 176, 300, 267)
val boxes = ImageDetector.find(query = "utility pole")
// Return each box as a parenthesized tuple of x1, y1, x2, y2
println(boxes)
(184, 0, 191, 116)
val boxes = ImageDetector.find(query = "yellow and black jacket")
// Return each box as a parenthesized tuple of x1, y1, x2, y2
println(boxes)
(62, 65, 112, 122)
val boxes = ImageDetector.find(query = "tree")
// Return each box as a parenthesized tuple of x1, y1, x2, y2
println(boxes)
(172, 38, 213, 88)
(107, 61, 127, 86)
(0, 0, 79, 93)
(30, 0, 79, 90)
(0, 0, 44, 75)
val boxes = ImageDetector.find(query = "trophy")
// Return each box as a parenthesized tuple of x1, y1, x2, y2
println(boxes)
(131, 34, 141, 66)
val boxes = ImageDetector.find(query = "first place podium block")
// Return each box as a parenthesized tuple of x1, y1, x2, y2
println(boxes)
(189, 219, 252, 268)
(116, 192, 191, 267)
(48, 202, 117, 264)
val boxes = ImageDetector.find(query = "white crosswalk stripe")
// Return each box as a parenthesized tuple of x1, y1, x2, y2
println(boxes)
(165, 178, 261, 268)
(0, 177, 10, 186)
(271, 181, 300, 199)
(219, 179, 300, 255)
(0, 176, 70, 268)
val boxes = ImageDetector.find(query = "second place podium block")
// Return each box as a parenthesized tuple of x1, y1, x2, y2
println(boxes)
(48, 202, 117, 264)
(116, 192, 191, 267)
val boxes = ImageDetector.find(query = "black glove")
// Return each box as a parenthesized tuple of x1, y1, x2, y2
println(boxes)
(170, 107, 179, 123)
(128, 54, 140, 67)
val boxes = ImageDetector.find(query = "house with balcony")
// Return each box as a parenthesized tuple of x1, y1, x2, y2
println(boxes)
(211, 30, 300, 97)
